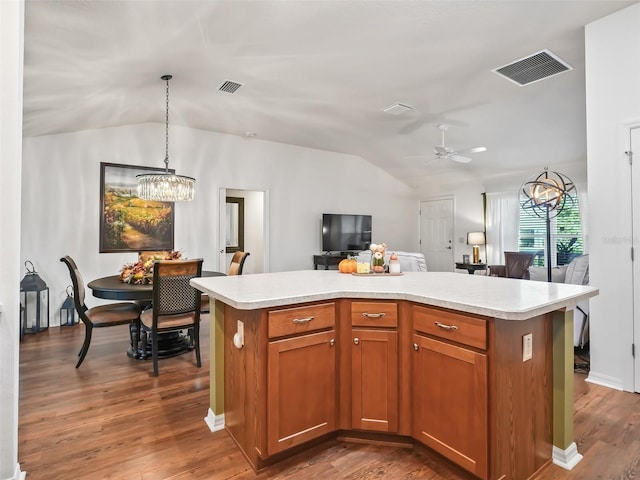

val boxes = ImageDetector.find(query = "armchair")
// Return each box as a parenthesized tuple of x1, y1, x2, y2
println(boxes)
(488, 252, 535, 279)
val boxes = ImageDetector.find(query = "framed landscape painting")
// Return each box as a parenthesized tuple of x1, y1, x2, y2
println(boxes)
(99, 162, 175, 253)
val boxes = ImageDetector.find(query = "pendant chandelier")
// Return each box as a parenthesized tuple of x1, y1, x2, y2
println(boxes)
(137, 75, 195, 202)
(520, 167, 576, 282)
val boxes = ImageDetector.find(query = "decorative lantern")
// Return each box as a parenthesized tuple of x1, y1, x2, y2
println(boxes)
(20, 260, 49, 335)
(60, 285, 77, 327)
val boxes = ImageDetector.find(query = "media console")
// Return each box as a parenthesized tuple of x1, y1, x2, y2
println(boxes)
(312, 253, 348, 270)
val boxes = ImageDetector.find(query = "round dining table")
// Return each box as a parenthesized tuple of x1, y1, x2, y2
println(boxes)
(87, 271, 225, 360)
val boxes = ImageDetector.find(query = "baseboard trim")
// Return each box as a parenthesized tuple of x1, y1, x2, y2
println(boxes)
(552, 442, 583, 470)
(204, 408, 225, 432)
(9, 463, 26, 480)
(585, 371, 624, 391)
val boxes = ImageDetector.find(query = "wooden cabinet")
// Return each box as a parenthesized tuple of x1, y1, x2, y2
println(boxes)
(412, 304, 488, 479)
(223, 298, 552, 478)
(266, 303, 337, 455)
(350, 301, 399, 432)
(412, 334, 488, 478)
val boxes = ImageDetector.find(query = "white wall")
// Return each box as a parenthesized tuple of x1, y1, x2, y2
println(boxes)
(0, 1, 25, 478)
(585, 2, 640, 391)
(21, 124, 418, 323)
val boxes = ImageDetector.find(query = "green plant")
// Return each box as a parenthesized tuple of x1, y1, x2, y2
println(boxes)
(557, 237, 577, 254)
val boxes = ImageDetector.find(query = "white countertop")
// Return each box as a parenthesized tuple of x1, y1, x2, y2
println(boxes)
(191, 270, 598, 320)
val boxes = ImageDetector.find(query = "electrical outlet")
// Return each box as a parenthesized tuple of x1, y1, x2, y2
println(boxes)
(523, 333, 533, 362)
(237, 320, 244, 345)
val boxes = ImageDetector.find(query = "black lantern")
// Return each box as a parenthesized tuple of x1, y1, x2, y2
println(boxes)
(20, 260, 50, 336)
(60, 285, 77, 327)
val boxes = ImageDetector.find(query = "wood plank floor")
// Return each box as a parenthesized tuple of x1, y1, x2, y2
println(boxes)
(18, 318, 640, 479)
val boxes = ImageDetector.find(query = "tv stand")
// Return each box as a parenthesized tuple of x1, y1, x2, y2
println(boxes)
(313, 253, 349, 270)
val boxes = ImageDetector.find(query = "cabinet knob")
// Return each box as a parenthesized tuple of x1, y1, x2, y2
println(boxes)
(353, 337, 360, 345)
(413, 343, 419, 351)
(329, 338, 335, 346)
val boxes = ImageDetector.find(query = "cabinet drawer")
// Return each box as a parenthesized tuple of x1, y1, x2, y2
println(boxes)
(268, 302, 335, 338)
(413, 305, 486, 350)
(351, 301, 398, 328)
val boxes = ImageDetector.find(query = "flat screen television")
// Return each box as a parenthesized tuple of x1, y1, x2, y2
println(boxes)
(322, 213, 372, 254)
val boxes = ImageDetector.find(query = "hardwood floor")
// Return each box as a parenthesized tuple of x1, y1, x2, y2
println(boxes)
(18, 318, 640, 479)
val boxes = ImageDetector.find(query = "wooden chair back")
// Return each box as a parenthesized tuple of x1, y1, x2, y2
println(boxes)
(228, 251, 250, 275)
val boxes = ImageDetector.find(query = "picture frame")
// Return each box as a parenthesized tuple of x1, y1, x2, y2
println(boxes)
(99, 162, 175, 253)
(225, 196, 244, 253)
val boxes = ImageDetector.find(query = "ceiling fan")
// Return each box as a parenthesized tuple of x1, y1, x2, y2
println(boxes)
(433, 124, 486, 163)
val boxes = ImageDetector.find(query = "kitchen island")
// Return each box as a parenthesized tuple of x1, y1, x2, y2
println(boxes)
(191, 270, 598, 479)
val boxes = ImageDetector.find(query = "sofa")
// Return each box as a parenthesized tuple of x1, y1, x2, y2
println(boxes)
(530, 254, 589, 348)
(355, 250, 428, 272)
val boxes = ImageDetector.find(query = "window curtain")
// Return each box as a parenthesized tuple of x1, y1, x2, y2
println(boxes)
(485, 191, 520, 265)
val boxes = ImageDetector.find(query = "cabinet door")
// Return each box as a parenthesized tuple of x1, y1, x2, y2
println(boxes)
(412, 333, 488, 479)
(267, 330, 336, 455)
(352, 328, 398, 432)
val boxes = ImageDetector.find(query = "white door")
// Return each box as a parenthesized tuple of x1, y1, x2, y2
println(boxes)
(420, 198, 454, 272)
(631, 127, 640, 392)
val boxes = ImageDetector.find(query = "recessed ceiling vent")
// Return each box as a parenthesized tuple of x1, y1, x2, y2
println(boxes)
(218, 80, 243, 93)
(492, 49, 573, 86)
(381, 103, 413, 116)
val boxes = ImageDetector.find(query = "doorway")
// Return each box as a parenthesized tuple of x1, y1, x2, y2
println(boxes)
(419, 198, 454, 272)
(218, 188, 268, 274)
(631, 126, 640, 392)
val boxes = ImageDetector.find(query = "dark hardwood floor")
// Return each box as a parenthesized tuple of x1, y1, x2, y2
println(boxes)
(18, 318, 640, 479)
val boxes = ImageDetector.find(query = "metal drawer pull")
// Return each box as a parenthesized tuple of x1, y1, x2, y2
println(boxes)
(354, 337, 360, 345)
(434, 321, 458, 331)
(330, 339, 335, 346)
(362, 312, 386, 318)
(413, 343, 419, 351)
(292, 316, 314, 324)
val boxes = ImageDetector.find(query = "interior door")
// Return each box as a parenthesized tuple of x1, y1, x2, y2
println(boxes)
(631, 126, 640, 392)
(420, 198, 454, 272)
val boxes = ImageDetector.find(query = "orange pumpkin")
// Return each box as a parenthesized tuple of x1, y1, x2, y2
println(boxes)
(338, 257, 357, 274)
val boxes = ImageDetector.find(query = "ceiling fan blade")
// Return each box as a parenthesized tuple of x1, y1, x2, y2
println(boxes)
(450, 154, 472, 163)
(457, 146, 487, 155)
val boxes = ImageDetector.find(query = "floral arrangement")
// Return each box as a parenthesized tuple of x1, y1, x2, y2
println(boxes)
(119, 250, 182, 285)
(369, 242, 387, 273)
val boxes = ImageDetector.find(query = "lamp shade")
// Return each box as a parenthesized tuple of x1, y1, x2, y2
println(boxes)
(466, 231, 486, 246)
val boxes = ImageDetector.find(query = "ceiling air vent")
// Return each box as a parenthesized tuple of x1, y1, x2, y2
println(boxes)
(381, 103, 413, 116)
(218, 80, 243, 93)
(492, 49, 573, 87)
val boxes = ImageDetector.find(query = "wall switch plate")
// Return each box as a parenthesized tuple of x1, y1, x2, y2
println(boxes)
(523, 333, 533, 362)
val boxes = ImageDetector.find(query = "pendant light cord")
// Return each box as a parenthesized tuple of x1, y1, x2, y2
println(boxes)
(163, 74, 172, 174)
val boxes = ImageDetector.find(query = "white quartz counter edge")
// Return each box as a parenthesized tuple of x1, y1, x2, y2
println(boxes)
(191, 270, 598, 321)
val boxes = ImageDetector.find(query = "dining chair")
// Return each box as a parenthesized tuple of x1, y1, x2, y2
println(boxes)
(201, 251, 250, 313)
(60, 256, 142, 368)
(228, 251, 250, 275)
(140, 258, 203, 376)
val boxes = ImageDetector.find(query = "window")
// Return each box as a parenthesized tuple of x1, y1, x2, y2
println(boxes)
(518, 193, 583, 267)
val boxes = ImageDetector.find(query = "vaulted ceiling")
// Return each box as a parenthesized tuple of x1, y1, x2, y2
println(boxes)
(22, 0, 636, 188)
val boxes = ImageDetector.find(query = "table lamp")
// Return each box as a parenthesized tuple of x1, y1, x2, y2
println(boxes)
(467, 232, 486, 264)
